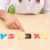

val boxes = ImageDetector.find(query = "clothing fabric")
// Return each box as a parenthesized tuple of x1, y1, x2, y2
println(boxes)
(0, 0, 50, 14)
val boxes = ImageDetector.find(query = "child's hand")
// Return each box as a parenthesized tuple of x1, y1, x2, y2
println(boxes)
(3, 13, 24, 32)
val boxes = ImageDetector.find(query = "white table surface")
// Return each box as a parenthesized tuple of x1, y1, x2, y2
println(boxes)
(0, 14, 50, 50)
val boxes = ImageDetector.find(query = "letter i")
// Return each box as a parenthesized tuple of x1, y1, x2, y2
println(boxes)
(42, 33, 48, 39)
(16, 34, 24, 40)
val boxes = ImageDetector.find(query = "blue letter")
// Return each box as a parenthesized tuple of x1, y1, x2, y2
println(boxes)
(0, 34, 7, 39)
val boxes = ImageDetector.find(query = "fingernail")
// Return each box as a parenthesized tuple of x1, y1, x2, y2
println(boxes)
(20, 27, 25, 32)
(21, 28, 25, 32)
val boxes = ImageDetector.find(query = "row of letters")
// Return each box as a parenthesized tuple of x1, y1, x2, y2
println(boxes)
(0, 33, 48, 40)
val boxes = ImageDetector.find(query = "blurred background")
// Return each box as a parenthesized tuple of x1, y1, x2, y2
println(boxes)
(8, 0, 44, 14)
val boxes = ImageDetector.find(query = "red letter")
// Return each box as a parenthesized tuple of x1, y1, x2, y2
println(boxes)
(8, 34, 14, 39)
(34, 33, 40, 39)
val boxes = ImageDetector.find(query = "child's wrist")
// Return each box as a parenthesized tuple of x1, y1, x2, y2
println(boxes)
(0, 10, 10, 20)
(1, 13, 10, 21)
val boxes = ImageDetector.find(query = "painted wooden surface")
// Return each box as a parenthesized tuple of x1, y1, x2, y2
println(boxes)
(0, 14, 50, 50)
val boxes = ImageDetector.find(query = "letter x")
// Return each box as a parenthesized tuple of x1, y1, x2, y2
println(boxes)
(34, 33, 40, 39)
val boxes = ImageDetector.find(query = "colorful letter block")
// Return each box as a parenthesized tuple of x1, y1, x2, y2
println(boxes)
(0, 34, 7, 39)
(17, 34, 24, 40)
(8, 34, 14, 39)
(34, 33, 40, 39)
(25, 33, 32, 39)
(42, 33, 48, 39)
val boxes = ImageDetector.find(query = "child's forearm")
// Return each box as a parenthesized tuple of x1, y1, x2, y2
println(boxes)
(0, 10, 10, 20)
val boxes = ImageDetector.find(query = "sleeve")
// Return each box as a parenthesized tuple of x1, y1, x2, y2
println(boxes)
(44, 0, 50, 14)
(0, 0, 10, 12)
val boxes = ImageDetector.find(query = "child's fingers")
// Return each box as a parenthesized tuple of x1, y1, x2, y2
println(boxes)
(7, 24, 14, 29)
(15, 20, 25, 32)
(13, 23, 19, 29)
(6, 23, 18, 29)
(20, 27, 25, 32)
(13, 23, 25, 32)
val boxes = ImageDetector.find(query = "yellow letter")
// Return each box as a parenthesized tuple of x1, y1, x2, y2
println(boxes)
(42, 33, 48, 39)
(16, 34, 24, 40)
